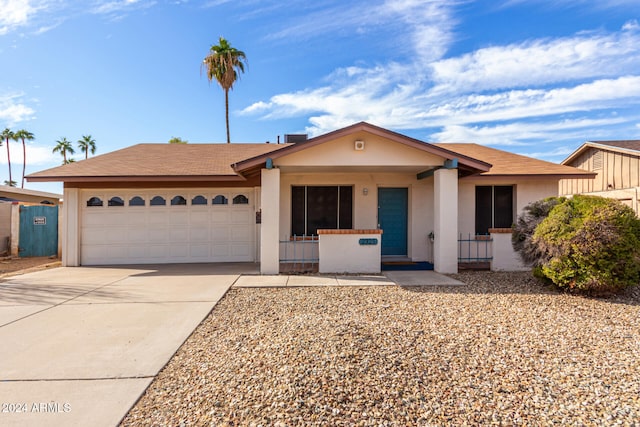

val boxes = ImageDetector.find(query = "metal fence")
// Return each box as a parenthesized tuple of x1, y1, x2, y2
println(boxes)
(279, 234, 319, 272)
(458, 233, 493, 262)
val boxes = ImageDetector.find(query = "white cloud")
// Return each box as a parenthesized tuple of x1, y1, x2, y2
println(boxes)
(623, 19, 639, 31)
(0, 92, 36, 126)
(0, 143, 57, 166)
(429, 30, 640, 94)
(0, 0, 48, 35)
(92, 0, 155, 15)
(430, 117, 633, 145)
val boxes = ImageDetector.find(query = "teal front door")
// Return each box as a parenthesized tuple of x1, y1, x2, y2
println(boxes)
(378, 188, 408, 256)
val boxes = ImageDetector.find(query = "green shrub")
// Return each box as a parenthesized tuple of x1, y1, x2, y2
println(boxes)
(532, 195, 640, 294)
(512, 197, 564, 266)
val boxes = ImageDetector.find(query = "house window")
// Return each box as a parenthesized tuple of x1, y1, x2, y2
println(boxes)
(475, 186, 514, 235)
(192, 195, 207, 205)
(171, 195, 187, 206)
(291, 186, 353, 235)
(108, 196, 124, 207)
(212, 195, 228, 205)
(233, 195, 249, 205)
(129, 196, 145, 206)
(86, 197, 103, 207)
(150, 196, 166, 206)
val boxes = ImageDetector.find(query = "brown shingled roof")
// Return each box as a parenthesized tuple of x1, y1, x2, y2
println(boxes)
(434, 143, 595, 177)
(589, 140, 640, 151)
(562, 140, 640, 165)
(27, 143, 292, 182)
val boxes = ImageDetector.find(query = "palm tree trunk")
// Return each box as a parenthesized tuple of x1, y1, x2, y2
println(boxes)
(225, 89, 230, 143)
(21, 138, 26, 188)
(5, 138, 11, 184)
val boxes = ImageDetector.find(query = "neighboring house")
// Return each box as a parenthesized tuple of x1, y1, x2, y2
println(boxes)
(0, 186, 62, 205)
(561, 140, 640, 213)
(27, 122, 593, 274)
(0, 187, 62, 256)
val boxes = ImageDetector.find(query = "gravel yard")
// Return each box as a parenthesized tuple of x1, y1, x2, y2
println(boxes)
(121, 272, 640, 426)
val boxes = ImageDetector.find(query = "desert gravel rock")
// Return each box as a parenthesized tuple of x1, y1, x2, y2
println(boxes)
(121, 272, 640, 426)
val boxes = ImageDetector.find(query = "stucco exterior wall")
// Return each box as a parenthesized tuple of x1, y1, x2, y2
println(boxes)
(278, 172, 435, 262)
(318, 231, 382, 274)
(275, 132, 444, 168)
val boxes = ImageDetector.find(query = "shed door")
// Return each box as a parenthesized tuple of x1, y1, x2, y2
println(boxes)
(19, 205, 59, 257)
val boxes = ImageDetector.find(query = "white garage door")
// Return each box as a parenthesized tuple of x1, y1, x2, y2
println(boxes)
(80, 189, 256, 265)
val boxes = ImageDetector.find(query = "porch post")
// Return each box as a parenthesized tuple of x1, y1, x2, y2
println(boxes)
(434, 168, 458, 274)
(260, 168, 280, 274)
(62, 187, 80, 266)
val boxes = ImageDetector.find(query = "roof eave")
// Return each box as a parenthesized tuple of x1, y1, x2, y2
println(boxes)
(469, 172, 597, 179)
(26, 175, 246, 183)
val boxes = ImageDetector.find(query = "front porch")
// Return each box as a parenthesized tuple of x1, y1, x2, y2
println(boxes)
(260, 166, 461, 275)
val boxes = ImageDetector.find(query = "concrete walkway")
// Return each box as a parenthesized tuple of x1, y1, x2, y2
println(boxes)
(0, 263, 250, 427)
(233, 270, 463, 288)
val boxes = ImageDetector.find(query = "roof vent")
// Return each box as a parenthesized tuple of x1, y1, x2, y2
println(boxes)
(284, 134, 308, 144)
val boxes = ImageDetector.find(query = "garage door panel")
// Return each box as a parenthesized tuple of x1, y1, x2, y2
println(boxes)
(128, 245, 148, 258)
(148, 245, 168, 258)
(169, 211, 189, 224)
(106, 228, 128, 244)
(231, 225, 253, 241)
(211, 211, 230, 223)
(81, 189, 255, 265)
(168, 228, 189, 242)
(82, 228, 108, 245)
(211, 226, 230, 240)
(127, 211, 147, 225)
(231, 244, 251, 257)
(212, 245, 230, 256)
(190, 245, 210, 257)
(189, 228, 209, 242)
(128, 228, 148, 242)
(148, 211, 169, 225)
(230, 210, 253, 224)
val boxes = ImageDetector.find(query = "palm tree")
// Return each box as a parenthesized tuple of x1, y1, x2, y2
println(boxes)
(3, 179, 16, 187)
(14, 129, 34, 188)
(77, 135, 96, 159)
(52, 137, 75, 164)
(202, 36, 247, 143)
(1, 128, 16, 185)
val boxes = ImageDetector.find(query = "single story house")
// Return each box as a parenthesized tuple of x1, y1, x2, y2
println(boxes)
(27, 122, 594, 274)
(0, 185, 62, 205)
(561, 140, 640, 214)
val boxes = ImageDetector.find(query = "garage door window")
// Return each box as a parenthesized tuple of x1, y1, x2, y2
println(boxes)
(233, 195, 249, 205)
(108, 197, 124, 207)
(213, 195, 228, 205)
(192, 195, 207, 205)
(87, 197, 103, 207)
(129, 196, 145, 206)
(171, 196, 187, 206)
(150, 196, 166, 206)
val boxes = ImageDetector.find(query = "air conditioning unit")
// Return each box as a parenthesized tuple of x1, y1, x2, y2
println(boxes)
(354, 140, 365, 151)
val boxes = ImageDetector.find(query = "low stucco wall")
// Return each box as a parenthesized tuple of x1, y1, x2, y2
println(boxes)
(318, 229, 382, 274)
(490, 229, 528, 272)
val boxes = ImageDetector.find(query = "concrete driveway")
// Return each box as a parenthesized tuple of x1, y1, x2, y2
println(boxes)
(0, 263, 253, 427)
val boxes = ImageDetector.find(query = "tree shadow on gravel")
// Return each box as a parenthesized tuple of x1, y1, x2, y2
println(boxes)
(399, 271, 640, 307)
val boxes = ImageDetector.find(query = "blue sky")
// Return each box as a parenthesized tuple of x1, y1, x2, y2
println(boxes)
(1, 0, 639, 193)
